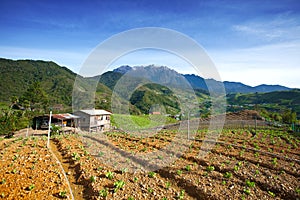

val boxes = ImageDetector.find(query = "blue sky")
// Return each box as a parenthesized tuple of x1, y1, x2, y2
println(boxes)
(0, 0, 300, 87)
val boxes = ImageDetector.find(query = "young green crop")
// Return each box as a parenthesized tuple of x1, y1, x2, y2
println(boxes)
(223, 172, 233, 179)
(71, 152, 80, 161)
(165, 181, 171, 190)
(185, 165, 191, 171)
(178, 190, 185, 200)
(121, 168, 128, 174)
(90, 175, 96, 183)
(105, 171, 114, 180)
(147, 187, 153, 193)
(148, 171, 156, 178)
(268, 191, 276, 197)
(245, 180, 255, 188)
(234, 165, 239, 171)
(206, 166, 215, 172)
(12, 154, 19, 161)
(27, 184, 35, 191)
(114, 180, 125, 193)
(58, 191, 67, 198)
(0, 179, 6, 184)
(272, 158, 278, 166)
(99, 188, 108, 197)
(239, 149, 245, 157)
(176, 170, 183, 176)
(243, 188, 251, 195)
(98, 151, 104, 157)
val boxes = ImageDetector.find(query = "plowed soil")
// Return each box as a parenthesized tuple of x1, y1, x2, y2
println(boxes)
(0, 127, 299, 199)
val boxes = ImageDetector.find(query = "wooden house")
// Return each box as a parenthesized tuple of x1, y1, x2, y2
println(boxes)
(73, 109, 112, 132)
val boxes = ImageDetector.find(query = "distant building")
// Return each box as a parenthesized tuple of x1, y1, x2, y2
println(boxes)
(150, 111, 161, 115)
(52, 104, 64, 111)
(73, 109, 112, 132)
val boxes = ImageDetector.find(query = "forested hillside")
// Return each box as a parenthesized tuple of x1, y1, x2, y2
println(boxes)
(0, 58, 76, 106)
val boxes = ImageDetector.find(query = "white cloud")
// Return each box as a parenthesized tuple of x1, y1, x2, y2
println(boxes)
(232, 13, 300, 42)
(210, 40, 300, 88)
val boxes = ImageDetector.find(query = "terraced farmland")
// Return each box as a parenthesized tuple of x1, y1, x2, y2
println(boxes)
(0, 127, 299, 199)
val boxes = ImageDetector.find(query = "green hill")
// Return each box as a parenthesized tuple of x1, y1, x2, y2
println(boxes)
(130, 83, 180, 115)
(97, 70, 206, 115)
(227, 90, 300, 117)
(0, 58, 117, 112)
(0, 58, 184, 115)
(0, 58, 76, 107)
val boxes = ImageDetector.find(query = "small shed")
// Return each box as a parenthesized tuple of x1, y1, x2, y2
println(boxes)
(33, 113, 79, 130)
(73, 109, 112, 132)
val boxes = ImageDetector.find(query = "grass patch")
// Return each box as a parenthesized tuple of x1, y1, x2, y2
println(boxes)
(111, 114, 177, 130)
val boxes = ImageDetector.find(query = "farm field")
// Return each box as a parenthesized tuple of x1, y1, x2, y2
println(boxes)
(0, 128, 299, 199)
(0, 136, 70, 199)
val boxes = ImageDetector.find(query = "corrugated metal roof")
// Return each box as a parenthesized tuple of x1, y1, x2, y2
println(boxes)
(52, 113, 80, 119)
(79, 109, 112, 116)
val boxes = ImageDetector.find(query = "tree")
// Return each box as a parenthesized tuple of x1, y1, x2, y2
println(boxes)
(10, 96, 18, 107)
(0, 106, 29, 135)
(20, 82, 49, 112)
(282, 109, 297, 124)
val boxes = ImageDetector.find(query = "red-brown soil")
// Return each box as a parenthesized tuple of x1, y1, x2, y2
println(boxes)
(0, 127, 299, 199)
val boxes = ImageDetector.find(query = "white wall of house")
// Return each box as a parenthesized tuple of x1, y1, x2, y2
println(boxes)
(73, 110, 111, 132)
(73, 111, 90, 129)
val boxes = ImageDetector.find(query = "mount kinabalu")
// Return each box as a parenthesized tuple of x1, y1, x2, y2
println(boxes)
(112, 65, 291, 94)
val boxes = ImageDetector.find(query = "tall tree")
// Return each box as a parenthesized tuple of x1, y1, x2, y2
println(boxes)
(282, 109, 297, 124)
(20, 82, 49, 112)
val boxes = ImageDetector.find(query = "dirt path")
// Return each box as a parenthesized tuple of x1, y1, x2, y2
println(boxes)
(49, 140, 85, 200)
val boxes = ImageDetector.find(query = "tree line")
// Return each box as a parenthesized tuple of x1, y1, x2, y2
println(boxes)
(0, 82, 49, 135)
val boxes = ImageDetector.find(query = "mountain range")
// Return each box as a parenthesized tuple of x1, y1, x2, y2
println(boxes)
(114, 65, 291, 94)
(0, 58, 299, 117)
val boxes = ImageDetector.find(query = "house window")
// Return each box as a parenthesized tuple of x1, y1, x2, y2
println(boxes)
(82, 118, 85, 122)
